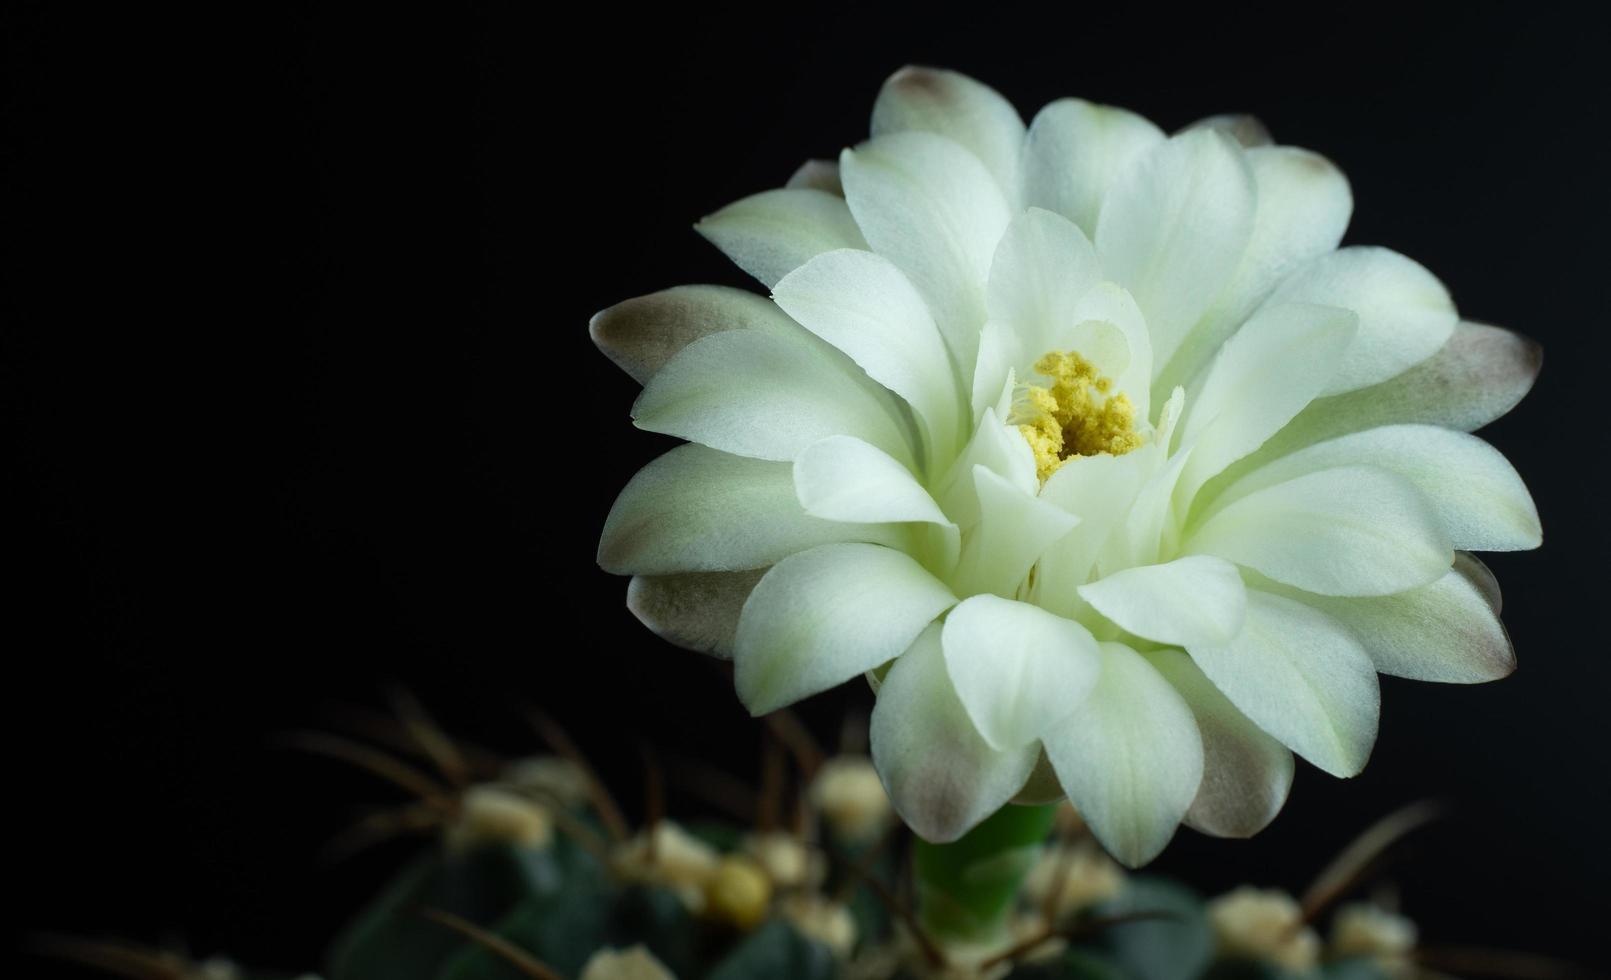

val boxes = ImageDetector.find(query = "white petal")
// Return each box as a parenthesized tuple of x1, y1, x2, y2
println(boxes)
(1078, 556, 1247, 647)
(695, 188, 867, 288)
(986, 207, 1103, 354)
(1212, 424, 1539, 552)
(1033, 449, 1153, 617)
(773, 249, 963, 460)
(786, 159, 842, 195)
(1186, 464, 1452, 597)
(942, 595, 1102, 750)
(1187, 590, 1379, 777)
(734, 543, 956, 715)
(1179, 302, 1357, 499)
(953, 466, 1081, 597)
(632, 329, 913, 464)
(870, 623, 1038, 842)
(590, 285, 799, 385)
(1149, 650, 1294, 838)
(971, 319, 1024, 421)
(1064, 281, 1154, 421)
(1180, 113, 1273, 148)
(1248, 322, 1542, 471)
(935, 410, 1038, 529)
(870, 66, 1025, 198)
(1095, 129, 1257, 371)
(1021, 99, 1164, 236)
(1268, 247, 1457, 395)
(1044, 643, 1204, 867)
(1274, 555, 1514, 684)
(1156, 147, 1352, 397)
(841, 132, 1012, 369)
(599, 445, 900, 575)
(626, 570, 767, 659)
(794, 435, 950, 525)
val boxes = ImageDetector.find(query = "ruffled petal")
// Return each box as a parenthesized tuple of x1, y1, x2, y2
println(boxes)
(1187, 590, 1379, 777)
(953, 465, 1081, 597)
(942, 595, 1102, 750)
(590, 285, 798, 385)
(625, 569, 767, 659)
(1043, 643, 1204, 867)
(870, 66, 1026, 199)
(735, 544, 956, 715)
(1021, 98, 1164, 236)
(793, 435, 951, 525)
(870, 623, 1038, 842)
(1078, 556, 1247, 647)
(986, 207, 1103, 355)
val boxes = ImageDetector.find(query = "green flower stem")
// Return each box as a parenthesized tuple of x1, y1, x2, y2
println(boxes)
(912, 803, 1058, 946)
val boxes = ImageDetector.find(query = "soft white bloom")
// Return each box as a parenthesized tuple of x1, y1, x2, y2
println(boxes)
(597, 67, 1541, 865)
(1208, 887, 1321, 971)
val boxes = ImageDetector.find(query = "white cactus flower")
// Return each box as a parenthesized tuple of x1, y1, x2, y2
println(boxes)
(596, 67, 1541, 866)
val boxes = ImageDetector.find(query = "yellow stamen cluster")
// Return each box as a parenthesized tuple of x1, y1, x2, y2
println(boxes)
(1014, 351, 1143, 483)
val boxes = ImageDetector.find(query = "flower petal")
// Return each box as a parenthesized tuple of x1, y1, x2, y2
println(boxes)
(1033, 449, 1154, 617)
(625, 569, 767, 659)
(870, 66, 1026, 198)
(935, 411, 1038, 529)
(773, 249, 963, 460)
(1156, 146, 1352, 397)
(1078, 556, 1247, 647)
(590, 285, 798, 385)
(1212, 424, 1539, 552)
(870, 623, 1039, 843)
(953, 465, 1081, 597)
(986, 207, 1103, 354)
(696, 188, 867, 288)
(1022, 98, 1164, 236)
(1272, 554, 1514, 684)
(794, 435, 950, 525)
(735, 543, 956, 715)
(1149, 650, 1294, 839)
(1187, 590, 1379, 777)
(1044, 643, 1204, 867)
(1186, 464, 1452, 597)
(942, 595, 1102, 750)
(786, 159, 842, 196)
(600, 445, 901, 575)
(1179, 301, 1357, 499)
(841, 131, 1012, 369)
(632, 329, 913, 464)
(1268, 246, 1457, 396)
(1179, 113, 1273, 148)
(1095, 128, 1257, 371)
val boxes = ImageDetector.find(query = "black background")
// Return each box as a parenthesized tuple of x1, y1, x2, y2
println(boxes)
(5, 4, 1609, 976)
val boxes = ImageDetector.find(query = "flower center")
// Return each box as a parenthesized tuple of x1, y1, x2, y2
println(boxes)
(1010, 350, 1143, 483)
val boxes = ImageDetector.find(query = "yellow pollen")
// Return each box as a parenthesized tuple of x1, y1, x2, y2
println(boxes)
(1013, 351, 1143, 483)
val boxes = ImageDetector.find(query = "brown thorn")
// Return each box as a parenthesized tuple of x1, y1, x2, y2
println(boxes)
(823, 839, 945, 969)
(419, 908, 564, 979)
(518, 786, 614, 864)
(1300, 800, 1446, 923)
(979, 911, 1180, 971)
(639, 742, 666, 834)
(323, 704, 505, 777)
(28, 936, 188, 980)
(276, 731, 453, 808)
(658, 752, 759, 823)
(757, 733, 786, 833)
(319, 803, 443, 863)
(838, 713, 869, 756)
(386, 686, 471, 787)
(1414, 946, 1601, 980)
(526, 709, 630, 842)
(1039, 818, 1080, 926)
(831, 822, 899, 904)
(765, 709, 825, 779)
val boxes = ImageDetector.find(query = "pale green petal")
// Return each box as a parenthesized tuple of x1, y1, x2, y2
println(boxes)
(870, 66, 1026, 198)
(794, 435, 951, 525)
(1186, 464, 1452, 597)
(599, 445, 901, 575)
(1212, 424, 1539, 552)
(696, 188, 867, 287)
(632, 329, 913, 464)
(1044, 643, 1204, 867)
(870, 623, 1038, 842)
(1187, 590, 1379, 777)
(625, 569, 767, 659)
(986, 207, 1103, 354)
(1021, 98, 1164, 236)
(773, 249, 963, 460)
(953, 465, 1081, 597)
(1095, 129, 1257, 371)
(735, 544, 956, 715)
(935, 410, 1037, 530)
(590, 285, 799, 385)
(841, 131, 1012, 369)
(1268, 246, 1457, 395)
(786, 159, 842, 196)
(942, 595, 1101, 750)
(1149, 650, 1294, 838)
(1033, 449, 1153, 617)
(1179, 113, 1273, 148)
(1078, 556, 1247, 647)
